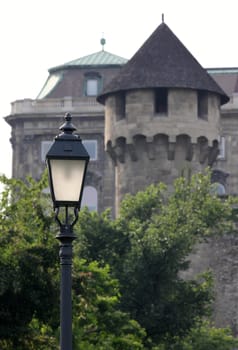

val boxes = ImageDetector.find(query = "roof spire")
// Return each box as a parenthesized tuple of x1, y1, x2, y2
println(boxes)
(162, 13, 164, 23)
(100, 34, 106, 51)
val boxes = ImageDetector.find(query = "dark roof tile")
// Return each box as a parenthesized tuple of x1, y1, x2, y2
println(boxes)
(98, 22, 229, 105)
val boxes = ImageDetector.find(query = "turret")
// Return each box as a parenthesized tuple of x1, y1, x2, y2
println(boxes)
(98, 22, 229, 214)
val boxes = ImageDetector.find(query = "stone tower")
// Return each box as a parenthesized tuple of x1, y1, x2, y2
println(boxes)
(98, 22, 238, 333)
(98, 22, 229, 214)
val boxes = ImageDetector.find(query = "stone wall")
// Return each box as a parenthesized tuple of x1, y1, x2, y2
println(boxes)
(182, 235, 238, 335)
(105, 88, 220, 213)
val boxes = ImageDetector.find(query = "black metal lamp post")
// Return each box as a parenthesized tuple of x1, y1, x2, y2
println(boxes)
(46, 113, 90, 350)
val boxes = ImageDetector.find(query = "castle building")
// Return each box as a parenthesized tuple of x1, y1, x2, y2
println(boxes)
(6, 44, 127, 212)
(5, 21, 238, 331)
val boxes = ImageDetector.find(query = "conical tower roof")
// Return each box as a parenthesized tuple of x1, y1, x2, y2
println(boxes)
(98, 22, 229, 105)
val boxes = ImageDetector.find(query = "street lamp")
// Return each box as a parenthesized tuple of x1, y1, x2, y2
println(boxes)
(46, 112, 90, 350)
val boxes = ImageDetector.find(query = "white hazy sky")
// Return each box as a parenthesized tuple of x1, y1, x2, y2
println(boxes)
(0, 0, 238, 178)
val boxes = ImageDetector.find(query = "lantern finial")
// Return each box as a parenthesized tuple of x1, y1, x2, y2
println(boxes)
(59, 113, 77, 136)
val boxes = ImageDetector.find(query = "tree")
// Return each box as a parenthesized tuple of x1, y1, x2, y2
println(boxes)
(0, 174, 59, 349)
(0, 171, 238, 349)
(72, 258, 145, 349)
(75, 171, 237, 348)
(0, 174, 145, 349)
(156, 321, 238, 350)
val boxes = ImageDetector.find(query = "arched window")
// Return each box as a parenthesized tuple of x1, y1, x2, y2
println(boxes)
(210, 182, 226, 196)
(82, 140, 98, 160)
(81, 186, 98, 211)
(41, 141, 53, 162)
(211, 169, 229, 196)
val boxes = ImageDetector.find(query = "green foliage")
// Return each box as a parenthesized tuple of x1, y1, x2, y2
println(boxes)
(0, 318, 58, 350)
(0, 174, 59, 348)
(75, 209, 127, 268)
(0, 174, 145, 349)
(72, 258, 145, 349)
(75, 171, 237, 347)
(181, 322, 238, 350)
(0, 170, 237, 349)
(109, 174, 231, 343)
(156, 321, 238, 350)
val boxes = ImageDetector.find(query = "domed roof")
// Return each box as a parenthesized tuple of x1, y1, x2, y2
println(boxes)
(98, 22, 229, 105)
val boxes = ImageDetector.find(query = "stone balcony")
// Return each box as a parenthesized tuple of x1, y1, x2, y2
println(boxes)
(10, 93, 238, 116)
(10, 96, 104, 115)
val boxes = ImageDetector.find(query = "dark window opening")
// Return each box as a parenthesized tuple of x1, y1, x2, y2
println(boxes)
(116, 92, 126, 120)
(198, 91, 208, 119)
(154, 88, 168, 115)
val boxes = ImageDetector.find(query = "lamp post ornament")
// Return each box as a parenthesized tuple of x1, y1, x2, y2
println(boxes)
(46, 113, 90, 350)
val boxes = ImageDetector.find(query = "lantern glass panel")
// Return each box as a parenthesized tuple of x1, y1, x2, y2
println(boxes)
(50, 159, 86, 203)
